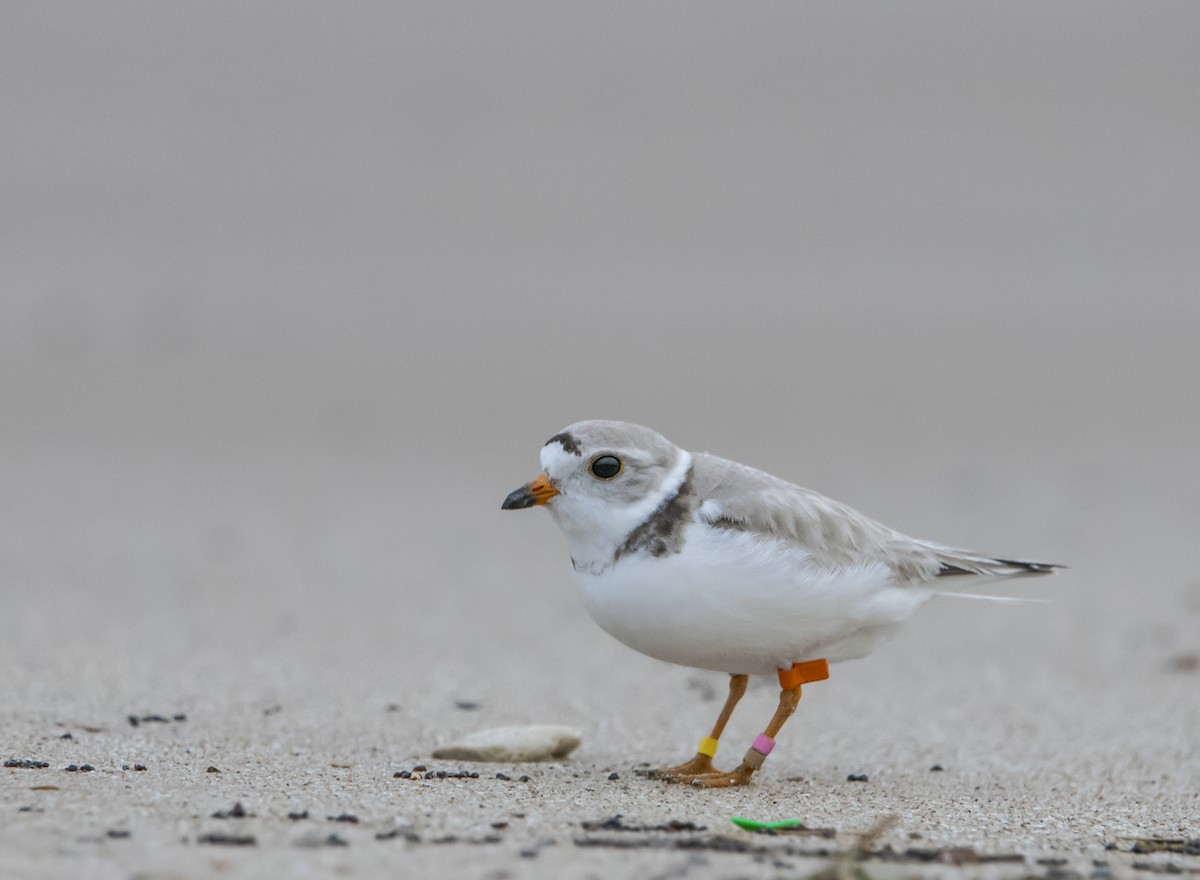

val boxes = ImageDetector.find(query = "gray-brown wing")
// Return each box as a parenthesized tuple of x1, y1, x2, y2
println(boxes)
(690, 453, 1059, 584)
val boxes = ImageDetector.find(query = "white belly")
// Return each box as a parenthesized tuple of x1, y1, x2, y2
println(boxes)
(572, 524, 933, 675)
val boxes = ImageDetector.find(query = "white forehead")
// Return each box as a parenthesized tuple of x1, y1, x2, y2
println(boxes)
(540, 441, 583, 476)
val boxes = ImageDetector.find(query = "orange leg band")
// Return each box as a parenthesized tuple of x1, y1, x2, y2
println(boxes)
(778, 659, 829, 691)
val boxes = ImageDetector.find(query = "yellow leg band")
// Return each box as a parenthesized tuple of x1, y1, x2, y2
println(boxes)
(697, 736, 719, 758)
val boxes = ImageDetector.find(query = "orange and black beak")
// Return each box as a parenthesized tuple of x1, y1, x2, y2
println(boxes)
(501, 473, 560, 510)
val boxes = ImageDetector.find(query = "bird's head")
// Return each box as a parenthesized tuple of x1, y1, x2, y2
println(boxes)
(502, 420, 690, 564)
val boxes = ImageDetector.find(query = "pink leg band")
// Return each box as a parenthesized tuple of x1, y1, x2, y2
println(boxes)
(751, 734, 775, 756)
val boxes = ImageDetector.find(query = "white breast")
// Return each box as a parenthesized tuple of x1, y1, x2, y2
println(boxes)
(572, 522, 933, 675)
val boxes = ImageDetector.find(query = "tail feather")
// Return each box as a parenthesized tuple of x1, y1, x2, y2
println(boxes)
(929, 590, 1052, 604)
(926, 546, 1064, 579)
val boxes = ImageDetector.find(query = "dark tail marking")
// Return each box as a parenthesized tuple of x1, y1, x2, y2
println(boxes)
(938, 559, 1064, 578)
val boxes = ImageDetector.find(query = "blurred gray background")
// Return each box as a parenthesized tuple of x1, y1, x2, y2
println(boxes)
(1, 1, 1197, 751)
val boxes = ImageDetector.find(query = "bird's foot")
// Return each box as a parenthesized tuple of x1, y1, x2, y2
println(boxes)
(683, 763, 756, 788)
(654, 757, 757, 787)
(645, 753, 715, 780)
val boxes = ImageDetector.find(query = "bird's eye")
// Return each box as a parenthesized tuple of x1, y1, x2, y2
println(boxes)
(589, 455, 622, 480)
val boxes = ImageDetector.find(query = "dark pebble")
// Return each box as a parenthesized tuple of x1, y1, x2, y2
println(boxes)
(491, 821, 509, 830)
(455, 701, 481, 711)
(470, 771, 479, 778)
(80, 764, 95, 772)
(212, 802, 249, 819)
(134, 764, 147, 771)
(106, 830, 131, 839)
(65, 765, 79, 772)
(288, 811, 309, 821)
(197, 832, 256, 847)
(930, 764, 944, 772)
(436, 770, 447, 778)
(4, 760, 50, 769)
(847, 774, 868, 782)
(60, 733, 73, 740)
(608, 772, 620, 780)
(206, 766, 221, 773)
(519, 849, 538, 858)
(394, 770, 411, 778)
(518, 775, 531, 783)
(173, 714, 187, 722)
(122, 765, 130, 770)
(329, 813, 359, 824)
(324, 833, 348, 847)
(412, 765, 427, 772)
(496, 773, 510, 781)
(375, 828, 418, 841)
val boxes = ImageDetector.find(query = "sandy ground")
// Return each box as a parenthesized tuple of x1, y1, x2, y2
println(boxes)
(3, 3, 1200, 878)
(1, 434, 1197, 880)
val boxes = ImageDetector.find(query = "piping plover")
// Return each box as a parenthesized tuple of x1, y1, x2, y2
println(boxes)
(502, 420, 1058, 787)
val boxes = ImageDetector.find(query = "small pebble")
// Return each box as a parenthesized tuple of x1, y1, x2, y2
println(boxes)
(375, 827, 418, 842)
(106, 830, 131, 839)
(134, 764, 147, 771)
(455, 701, 481, 711)
(4, 760, 50, 769)
(328, 813, 359, 824)
(394, 770, 411, 778)
(197, 832, 256, 847)
(60, 733, 73, 740)
(518, 775, 531, 783)
(287, 811, 309, 821)
(608, 772, 620, 780)
(495, 772, 510, 781)
(412, 764, 427, 772)
(294, 831, 348, 848)
(79, 764, 95, 772)
(432, 724, 582, 762)
(930, 764, 944, 772)
(847, 774, 868, 782)
(206, 766, 221, 773)
(65, 765, 79, 772)
(491, 821, 509, 830)
(212, 802, 249, 819)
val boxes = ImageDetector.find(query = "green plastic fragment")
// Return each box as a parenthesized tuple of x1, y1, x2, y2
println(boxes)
(730, 816, 806, 831)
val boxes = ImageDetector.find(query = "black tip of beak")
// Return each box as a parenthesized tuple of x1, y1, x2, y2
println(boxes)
(501, 485, 537, 510)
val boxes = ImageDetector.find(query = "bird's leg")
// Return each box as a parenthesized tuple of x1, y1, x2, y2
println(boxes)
(651, 673, 748, 779)
(687, 658, 829, 788)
